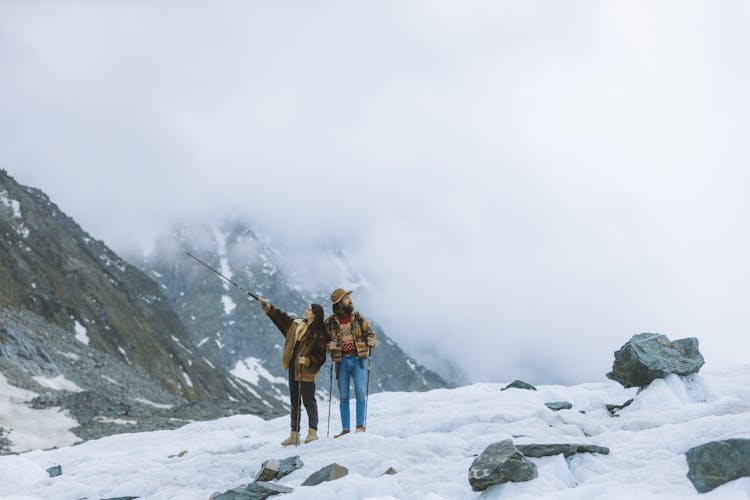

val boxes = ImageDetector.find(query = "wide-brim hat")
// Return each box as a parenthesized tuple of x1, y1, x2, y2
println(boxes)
(330, 288, 353, 304)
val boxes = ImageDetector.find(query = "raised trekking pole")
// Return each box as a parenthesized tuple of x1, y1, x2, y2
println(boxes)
(327, 360, 333, 438)
(185, 251, 261, 301)
(364, 348, 372, 430)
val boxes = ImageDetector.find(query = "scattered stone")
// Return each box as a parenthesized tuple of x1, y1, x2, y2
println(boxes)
(606, 398, 634, 416)
(501, 380, 537, 391)
(101, 497, 139, 500)
(382, 467, 397, 476)
(516, 444, 609, 458)
(468, 440, 538, 491)
(685, 439, 750, 493)
(254, 456, 304, 482)
(212, 482, 292, 500)
(545, 401, 572, 411)
(168, 450, 188, 458)
(0, 427, 10, 455)
(301, 463, 349, 486)
(606, 333, 705, 388)
(46, 465, 62, 478)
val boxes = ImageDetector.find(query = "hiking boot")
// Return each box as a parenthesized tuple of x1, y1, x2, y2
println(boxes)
(281, 431, 300, 446)
(304, 429, 318, 444)
(356, 426, 366, 433)
(333, 429, 350, 439)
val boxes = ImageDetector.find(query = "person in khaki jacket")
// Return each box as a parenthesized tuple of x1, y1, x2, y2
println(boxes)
(259, 298, 328, 446)
(325, 288, 376, 438)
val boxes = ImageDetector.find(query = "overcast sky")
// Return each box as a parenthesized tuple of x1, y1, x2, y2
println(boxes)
(2, 1, 749, 384)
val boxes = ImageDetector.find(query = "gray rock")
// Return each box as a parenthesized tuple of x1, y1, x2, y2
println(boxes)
(501, 380, 537, 391)
(0, 427, 11, 454)
(101, 497, 139, 500)
(254, 456, 304, 482)
(685, 439, 750, 493)
(606, 333, 705, 388)
(516, 444, 609, 458)
(46, 465, 62, 478)
(213, 482, 292, 500)
(468, 440, 538, 491)
(545, 401, 572, 411)
(301, 463, 349, 486)
(606, 398, 634, 416)
(382, 467, 397, 476)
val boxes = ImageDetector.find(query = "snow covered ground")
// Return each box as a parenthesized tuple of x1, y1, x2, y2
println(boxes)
(1, 365, 749, 499)
(0, 374, 79, 454)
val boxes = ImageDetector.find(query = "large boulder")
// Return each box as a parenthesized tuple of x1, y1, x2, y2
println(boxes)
(212, 482, 292, 500)
(685, 439, 750, 493)
(606, 333, 704, 388)
(468, 440, 538, 492)
(516, 444, 609, 458)
(254, 456, 303, 482)
(301, 464, 348, 487)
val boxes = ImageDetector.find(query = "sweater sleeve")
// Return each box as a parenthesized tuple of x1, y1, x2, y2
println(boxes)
(264, 305, 294, 337)
(360, 315, 376, 343)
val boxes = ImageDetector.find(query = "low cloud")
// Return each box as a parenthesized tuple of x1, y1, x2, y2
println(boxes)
(2, 1, 748, 383)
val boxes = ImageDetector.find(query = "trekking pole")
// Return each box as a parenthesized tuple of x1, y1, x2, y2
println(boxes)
(364, 348, 372, 430)
(327, 361, 333, 438)
(185, 251, 261, 301)
(296, 359, 302, 447)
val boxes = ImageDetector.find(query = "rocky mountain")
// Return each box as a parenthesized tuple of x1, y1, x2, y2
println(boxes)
(135, 220, 451, 399)
(0, 307, 283, 453)
(0, 169, 286, 451)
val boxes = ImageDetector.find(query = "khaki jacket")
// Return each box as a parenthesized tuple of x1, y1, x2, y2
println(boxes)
(264, 305, 327, 382)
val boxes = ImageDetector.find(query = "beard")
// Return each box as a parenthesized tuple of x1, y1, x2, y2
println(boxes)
(335, 301, 355, 317)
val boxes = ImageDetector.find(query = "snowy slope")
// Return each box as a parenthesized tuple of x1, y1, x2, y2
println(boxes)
(1, 366, 749, 499)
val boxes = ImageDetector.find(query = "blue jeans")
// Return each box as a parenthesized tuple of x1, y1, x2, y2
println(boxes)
(337, 355, 366, 430)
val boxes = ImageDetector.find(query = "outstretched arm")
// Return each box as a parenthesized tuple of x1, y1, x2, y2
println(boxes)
(259, 299, 293, 337)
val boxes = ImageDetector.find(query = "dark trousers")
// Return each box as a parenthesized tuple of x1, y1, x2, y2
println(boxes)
(289, 367, 318, 431)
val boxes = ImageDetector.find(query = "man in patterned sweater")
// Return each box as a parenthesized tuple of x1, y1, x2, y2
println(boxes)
(325, 288, 377, 438)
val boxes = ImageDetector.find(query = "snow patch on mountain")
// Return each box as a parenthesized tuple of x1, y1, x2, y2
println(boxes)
(221, 295, 236, 316)
(132, 398, 174, 410)
(181, 371, 194, 388)
(213, 228, 232, 292)
(0, 373, 80, 453)
(231, 357, 287, 387)
(72, 320, 89, 345)
(0, 190, 22, 219)
(31, 375, 84, 393)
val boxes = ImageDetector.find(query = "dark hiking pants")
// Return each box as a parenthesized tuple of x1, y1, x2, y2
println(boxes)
(289, 367, 318, 432)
